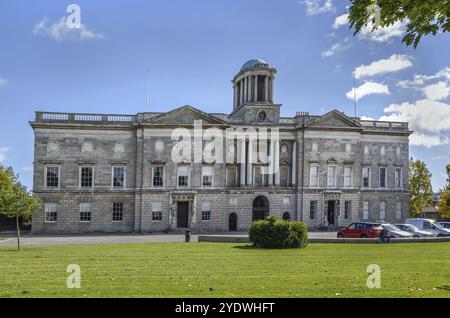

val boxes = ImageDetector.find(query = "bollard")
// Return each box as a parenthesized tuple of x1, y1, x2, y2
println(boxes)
(185, 230, 191, 243)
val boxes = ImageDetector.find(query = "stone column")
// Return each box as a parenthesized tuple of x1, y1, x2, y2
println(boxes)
(239, 80, 244, 106)
(233, 85, 237, 109)
(247, 140, 253, 186)
(265, 76, 269, 102)
(268, 140, 274, 186)
(244, 77, 249, 103)
(274, 139, 281, 186)
(291, 142, 297, 186)
(240, 139, 246, 186)
(254, 75, 258, 102)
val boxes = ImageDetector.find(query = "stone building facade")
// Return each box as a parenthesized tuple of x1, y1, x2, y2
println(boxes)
(30, 59, 412, 234)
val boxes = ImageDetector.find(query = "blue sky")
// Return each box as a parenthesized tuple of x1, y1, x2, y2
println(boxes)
(0, 0, 449, 190)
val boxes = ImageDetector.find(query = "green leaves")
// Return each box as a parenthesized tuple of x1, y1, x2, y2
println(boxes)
(409, 159, 434, 217)
(349, 0, 450, 48)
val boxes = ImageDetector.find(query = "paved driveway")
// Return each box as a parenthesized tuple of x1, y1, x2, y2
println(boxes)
(0, 231, 337, 247)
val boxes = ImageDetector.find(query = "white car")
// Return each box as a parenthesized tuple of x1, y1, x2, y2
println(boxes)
(381, 223, 413, 238)
(406, 219, 450, 237)
(395, 224, 436, 238)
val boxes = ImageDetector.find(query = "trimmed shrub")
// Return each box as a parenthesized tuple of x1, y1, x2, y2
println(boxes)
(249, 215, 308, 249)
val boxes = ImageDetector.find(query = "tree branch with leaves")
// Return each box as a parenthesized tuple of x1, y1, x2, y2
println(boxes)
(348, 0, 450, 48)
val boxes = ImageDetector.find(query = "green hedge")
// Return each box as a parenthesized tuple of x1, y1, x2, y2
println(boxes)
(249, 215, 308, 249)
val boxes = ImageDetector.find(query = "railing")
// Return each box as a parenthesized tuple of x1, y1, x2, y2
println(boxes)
(35, 112, 137, 124)
(360, 120, 409, 130)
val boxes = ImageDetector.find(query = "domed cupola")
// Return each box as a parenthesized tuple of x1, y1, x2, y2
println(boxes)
(232, 58, 277, 111)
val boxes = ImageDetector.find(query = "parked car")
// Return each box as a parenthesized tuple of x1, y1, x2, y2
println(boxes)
(380, 223, 413, 238)
(439, 222, 450, 229)
(394, 224, 436, 238)
(406, 219, 450, 237)
(337, 223, 383, 238)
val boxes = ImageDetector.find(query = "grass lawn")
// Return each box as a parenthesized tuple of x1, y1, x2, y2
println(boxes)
(1, 242, 450, 298)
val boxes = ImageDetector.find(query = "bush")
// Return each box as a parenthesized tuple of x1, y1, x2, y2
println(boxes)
(249, 215, 308, 249)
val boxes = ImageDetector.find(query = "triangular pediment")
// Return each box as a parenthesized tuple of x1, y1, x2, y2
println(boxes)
(308, 110, 360, 128)
(145, 105, 228, 126)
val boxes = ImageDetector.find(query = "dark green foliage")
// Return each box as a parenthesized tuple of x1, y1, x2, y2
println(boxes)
(249, 215, 308, 249)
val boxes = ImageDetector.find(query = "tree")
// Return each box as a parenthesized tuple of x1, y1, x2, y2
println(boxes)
(0, 165, 41, 251)
(409, 159, 433, 217)
(437, 164, 450, 220)
(348, 0, 450, 48)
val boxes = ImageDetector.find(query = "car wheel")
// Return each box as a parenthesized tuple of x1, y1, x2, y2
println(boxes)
(360, 234, 368, 238)
(413, 235, 420, 238)
(337, 233, 344, 238)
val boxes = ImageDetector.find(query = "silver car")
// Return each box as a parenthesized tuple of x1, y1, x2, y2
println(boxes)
(439, 222, 450, 229)
(380, 223, 413, 238)
(395, 224, 436, 238)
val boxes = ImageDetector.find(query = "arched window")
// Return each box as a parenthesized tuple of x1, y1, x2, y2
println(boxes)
(282, 212, 291, 221)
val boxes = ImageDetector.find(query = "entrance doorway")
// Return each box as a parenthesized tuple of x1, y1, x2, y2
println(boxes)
(177, 202, 189, 228)
(229, 213, 238, 232)
(327, 200, 336, 226)
(252, 196, 269, 221)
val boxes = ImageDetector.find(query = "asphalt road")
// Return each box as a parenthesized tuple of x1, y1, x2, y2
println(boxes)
(0, 232, 338, 247)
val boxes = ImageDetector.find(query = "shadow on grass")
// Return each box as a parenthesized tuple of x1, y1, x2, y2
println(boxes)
(232, 245, 305, 251)
(436, 285, 450, 292)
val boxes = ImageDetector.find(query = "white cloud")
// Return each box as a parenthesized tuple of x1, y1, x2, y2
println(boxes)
(346, 81, 390, 101)
(33, 17, 104, 42)
(354, 54, 413, 80)
(398, 68, 450, 89)
(0, 77, 7, 88)
(322, 37, 351, 57)
(423, 81, 450, 101)
(380, 99, 450, 147)
(299, 0, 335, 16)
(360, 116, 375, 121)
(333, 13, 349, 29)
(410, 134, 449, 148)
(22, 165, 34, 172)
(0, 147, 11, 163)
(358, 21, 406, 43)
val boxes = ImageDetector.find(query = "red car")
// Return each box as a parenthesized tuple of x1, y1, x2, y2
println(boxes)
(337, 222, 383, 238)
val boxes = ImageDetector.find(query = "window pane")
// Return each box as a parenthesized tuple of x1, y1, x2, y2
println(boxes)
(310, 166, 318, 187)
(178, 166, 189, 187)
(363, 168, 370, 188)
(327, 166, 336, 187)
(395, 168, 402, 188)
(80, 167, 93, 187)
(152, 212, 162, 221)
(113, 202, 123, 222)
(379, 168, 386, 188)
(113, 167, 125, 187)
(344, 201, 351, 219)
(380, 201, 386, 220)
(310, 201, 316, 219)
(152, 202, 162, 212)
(153, 167, 164, 187)
(202, 166, 213, 187)
(80, 203, 92, 222)
(363, 201, 369, 220)
(45, 203, 58, 222)
(46, 167, 59, 187)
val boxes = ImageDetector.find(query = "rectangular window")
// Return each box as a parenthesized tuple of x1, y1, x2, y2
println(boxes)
(379, 167, 386, 188)
(396, 202, 402, 220)
(380, 201, 386, 220)
(309, 165, 319, 187)
(152, 166, 164, 188)
(46, 166, 60, 188)
(178, 166, 189, 187)
(310, 201, 317, 220)
(327, 166, 336, 188)
(344, 201, 351, 219)
(80, 203, 92, 222)
(80, 166, 93, 188)
(363, 201, 369, 220)
(112, 202, 123, 222)
(344, 167, 353, 188)
(112, 166, 125, 188)
(45, 203, 58, 223)
(363, 167, 371, 188)
(202, 166, 213, 187)
(152, 202, 162, 222)
(395, 168, 402, 189)
(202, 202, 211, 221)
